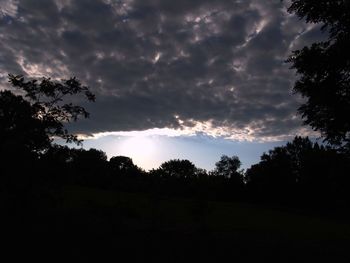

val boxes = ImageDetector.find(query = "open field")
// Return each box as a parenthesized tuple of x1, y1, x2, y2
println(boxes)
(4, 185, 350, 261)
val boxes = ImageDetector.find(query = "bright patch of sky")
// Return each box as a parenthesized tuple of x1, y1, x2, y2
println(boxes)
(61, 128, 288, 171)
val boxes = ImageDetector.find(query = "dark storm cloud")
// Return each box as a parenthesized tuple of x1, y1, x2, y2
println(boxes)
(0, 0, 326, 140)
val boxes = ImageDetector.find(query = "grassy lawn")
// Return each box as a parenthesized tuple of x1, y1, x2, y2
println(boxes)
(14, 185, 349, 261)
(61, 185, 350, 238)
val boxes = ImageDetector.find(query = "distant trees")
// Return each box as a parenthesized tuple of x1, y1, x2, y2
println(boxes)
(245, 136, 349, 203)
(246, 137, 306, 195)
(37, 138, 347, 205)
(151, 159, 198, 179)
(212, 155, 241, 177)
(70, 148, 107, 172)
(110, 156, 138, 173)
(212, 155, 243, 184)
(68, 148, 108, 186)
(286, 0, 350, 149)
(109, 156, 145, 180)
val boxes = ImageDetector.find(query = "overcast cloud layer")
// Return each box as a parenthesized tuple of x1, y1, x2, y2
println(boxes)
(0, 0, 325, 141)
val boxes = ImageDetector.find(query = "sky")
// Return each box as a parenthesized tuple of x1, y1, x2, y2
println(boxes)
(0, 0, 326, 171)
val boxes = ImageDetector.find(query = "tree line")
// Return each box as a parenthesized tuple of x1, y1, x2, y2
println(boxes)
(37, 136, 350, 208)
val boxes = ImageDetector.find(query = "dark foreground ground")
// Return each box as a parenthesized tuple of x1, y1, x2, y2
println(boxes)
(3, 185, 350, 262)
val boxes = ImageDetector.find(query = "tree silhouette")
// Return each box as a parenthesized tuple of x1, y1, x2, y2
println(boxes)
(6, 74, 95, 148)
(70, 148, 107, 185)
(246, 145, 295, 201)
(1, 74, 94, 163)
(109, 156, 138, 173)
(155, 159, 198, 179)
(212, 155, 242, 178)
(245, 136, 348, 204)
(108, 155, 145, 185)
(286, 0, 350, 148)
(210, 155, 244, 200)
(0, 90, 50, 156)
(0, 74, 95, 210)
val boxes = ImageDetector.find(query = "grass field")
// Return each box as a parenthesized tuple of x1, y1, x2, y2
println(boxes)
(9, 185, 350, 261)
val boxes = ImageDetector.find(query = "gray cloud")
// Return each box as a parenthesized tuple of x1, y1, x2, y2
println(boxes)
(0, 0, 326, 140)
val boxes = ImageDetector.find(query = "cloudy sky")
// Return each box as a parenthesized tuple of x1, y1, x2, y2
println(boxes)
(0, 0, 325, 170)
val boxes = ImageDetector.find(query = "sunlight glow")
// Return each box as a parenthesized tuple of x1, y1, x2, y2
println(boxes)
(120, 136, 156, 157)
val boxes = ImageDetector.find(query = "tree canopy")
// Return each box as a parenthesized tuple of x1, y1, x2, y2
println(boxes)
(154, 159, 198, 179)
(287, 0, 350, 148)
(212, 155, 241, 178)
(0, 90, 51, 154)
(0, 74, 95, 158)
(245, 136, 348, 202)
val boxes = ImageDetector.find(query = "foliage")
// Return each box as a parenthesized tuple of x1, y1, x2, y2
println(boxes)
(5, 74, 95, 150)
(71, 148, 107, 167)
(286, 0, 350, 147)
(211, 155, 244, 188)
(0, 90, 51, 155)
(153, 159, 198, 179)
(109, 156, 144, 176)
(245, 136, 350, 203)
(0, 74, 95, 210)
(212, 155, 242, 177)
